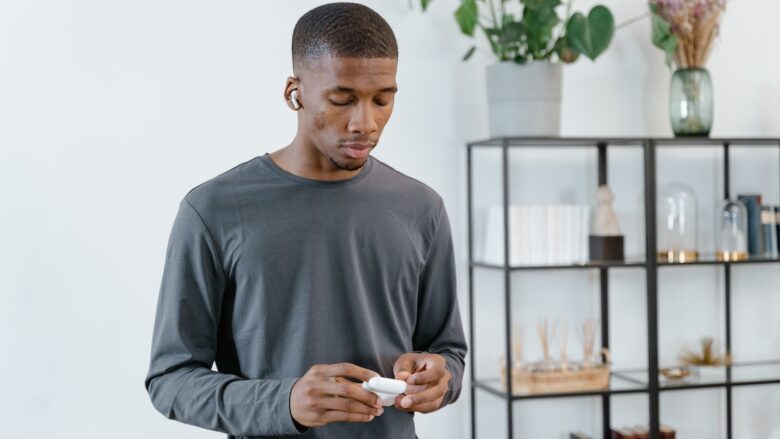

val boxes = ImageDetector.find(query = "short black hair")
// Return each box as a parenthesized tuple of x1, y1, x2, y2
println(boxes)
(292, 2, 398, 68)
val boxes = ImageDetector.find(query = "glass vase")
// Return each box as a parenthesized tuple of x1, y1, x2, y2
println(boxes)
(670, 68, 713, 137)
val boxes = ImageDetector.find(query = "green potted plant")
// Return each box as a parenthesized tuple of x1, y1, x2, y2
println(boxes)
(420, 0, 615, 137)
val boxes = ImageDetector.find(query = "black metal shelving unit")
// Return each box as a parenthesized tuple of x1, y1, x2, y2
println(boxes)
(466, 137, 780, 439)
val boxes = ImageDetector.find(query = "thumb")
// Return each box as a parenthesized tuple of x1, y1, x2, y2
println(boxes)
(393, 353, 416, 380)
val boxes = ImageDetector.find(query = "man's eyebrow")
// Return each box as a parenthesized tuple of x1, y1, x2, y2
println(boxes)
(327, 86, 398, 94)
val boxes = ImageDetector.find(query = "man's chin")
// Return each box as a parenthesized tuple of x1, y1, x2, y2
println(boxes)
(330, 155, 368, 172)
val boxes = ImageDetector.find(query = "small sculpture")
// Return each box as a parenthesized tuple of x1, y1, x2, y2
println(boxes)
(593, 185, 621, 236)
(589, 185, 625, 260)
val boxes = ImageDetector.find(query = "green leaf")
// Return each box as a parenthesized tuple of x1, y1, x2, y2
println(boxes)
(502, 13, 514, 27)
(651, 10, 678, 68)
(513, 54, 528, 65)
(566, 5, 614, 61)
(454, 0, 478, 36)
(522, 5, 559, 59)
(523, 6, 559, 31)
(481, 26, 505, 60)
(462, 46, 477, 61)
(421, 0, 432, 11)
(499, 21, 525, 45)
(521, 0, 561, 9)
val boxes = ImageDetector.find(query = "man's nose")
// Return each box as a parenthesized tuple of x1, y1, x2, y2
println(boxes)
(348, 102, 379, 134)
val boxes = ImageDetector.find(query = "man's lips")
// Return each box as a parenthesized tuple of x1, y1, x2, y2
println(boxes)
(342, 142, 374, 159)
(342, 142, 373, 150)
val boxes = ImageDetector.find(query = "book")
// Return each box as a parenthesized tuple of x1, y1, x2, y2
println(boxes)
(738, 194, 763, 255)
(482, 204, 591, 266)
(775, 206, 780, 255)
(761, 205, 779, 257)
(611, 425, 676, 439)
(611, 428, 641, 439)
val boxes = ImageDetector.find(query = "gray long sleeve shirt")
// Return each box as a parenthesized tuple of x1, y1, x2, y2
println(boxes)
(145, 153, 467, 438)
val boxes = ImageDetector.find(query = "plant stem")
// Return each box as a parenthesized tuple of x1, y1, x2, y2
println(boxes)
(615, 12, 651, 31)
(547, 0, 574, 62)
(488, 0, 499, 29)
(565, 0, 574, 21)
(487, 0, 503, 59)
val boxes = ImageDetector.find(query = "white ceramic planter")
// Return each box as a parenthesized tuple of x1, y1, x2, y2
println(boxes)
(486, 61, 563, 137)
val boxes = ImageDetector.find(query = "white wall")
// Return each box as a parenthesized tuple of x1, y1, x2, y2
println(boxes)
(1, 1, 779, 438)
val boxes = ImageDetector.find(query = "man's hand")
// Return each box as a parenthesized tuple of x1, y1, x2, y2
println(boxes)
(392, 352, 451, 413)
(290, 363, 385, 428)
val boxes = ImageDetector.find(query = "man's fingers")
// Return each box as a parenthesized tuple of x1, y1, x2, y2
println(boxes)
(402, 382, 429, 395)
(407, 399, 442, 414)
(322, 392, 384, 416)
(393, 392, 442, 413)
(320, 410, 376, 424)
(321, 380, 383, 409)
(393, 354, 416, 378)
(399, 381, 446, 408)
(322, 362, 379, 383)
(408, 366, 445, 385)
(395, 371, 411, 381)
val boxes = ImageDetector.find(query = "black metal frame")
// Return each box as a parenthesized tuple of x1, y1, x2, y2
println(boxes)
(466, 137, 780, 439)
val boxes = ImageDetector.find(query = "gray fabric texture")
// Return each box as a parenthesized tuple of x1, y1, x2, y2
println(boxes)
(145, 153, 467, 438)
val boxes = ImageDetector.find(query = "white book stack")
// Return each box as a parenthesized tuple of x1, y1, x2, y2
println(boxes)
(483, 205, 591, 266)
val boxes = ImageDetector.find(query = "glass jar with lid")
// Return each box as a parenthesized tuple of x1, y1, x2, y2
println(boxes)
(658, 182, 699, 263)
(716, 199, 748, 261)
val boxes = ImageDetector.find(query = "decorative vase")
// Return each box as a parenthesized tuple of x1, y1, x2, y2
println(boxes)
(486, 61, 562, 137)
(669, 67, 713, 137)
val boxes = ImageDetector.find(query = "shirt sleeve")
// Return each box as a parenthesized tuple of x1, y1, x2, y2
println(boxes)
(144, 198, 307, 436)
(412, 198, 468, 408)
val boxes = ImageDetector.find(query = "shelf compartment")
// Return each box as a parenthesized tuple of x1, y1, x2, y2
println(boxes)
(657, 254, 780, 267)
(654, 138, 780, 147)
(467, 137, 780, 148)
(470, 255, 780, 270)
(613, 361, 780, 392)
(468, 137, 647, 148)
(471, 258, 647, 271)
(472, 372, 648, 401)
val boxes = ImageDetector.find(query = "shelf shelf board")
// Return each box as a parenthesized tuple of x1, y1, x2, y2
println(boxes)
(615, 360, 780, 392)
(467, 137, 647, 148)
(472, 361, 780, 401)
(654, 138, 780, 146)
(466, 137, 780, 148)
(470, 255, 779, 270)
(657, 254, 780, 267)
(472, 373, 648, 401)
(471, 258, 646, 271)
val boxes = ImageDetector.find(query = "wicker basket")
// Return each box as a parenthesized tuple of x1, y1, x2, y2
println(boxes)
(499, 349, 611, 395)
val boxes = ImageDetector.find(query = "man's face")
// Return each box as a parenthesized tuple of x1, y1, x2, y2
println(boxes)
(292, 56, 398, 171)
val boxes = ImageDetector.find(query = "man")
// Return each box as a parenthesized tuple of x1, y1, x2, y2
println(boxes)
(145, 3, 467, 438)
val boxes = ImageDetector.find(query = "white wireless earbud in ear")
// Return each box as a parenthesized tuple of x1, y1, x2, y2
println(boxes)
(290, 89, 301, 110)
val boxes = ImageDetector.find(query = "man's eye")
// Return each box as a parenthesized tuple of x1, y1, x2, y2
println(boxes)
(374, 100, 390, 107)
(330, 100, 352, 106)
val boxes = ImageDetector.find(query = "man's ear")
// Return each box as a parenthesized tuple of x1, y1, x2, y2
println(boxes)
(284, 77, 302, 111)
